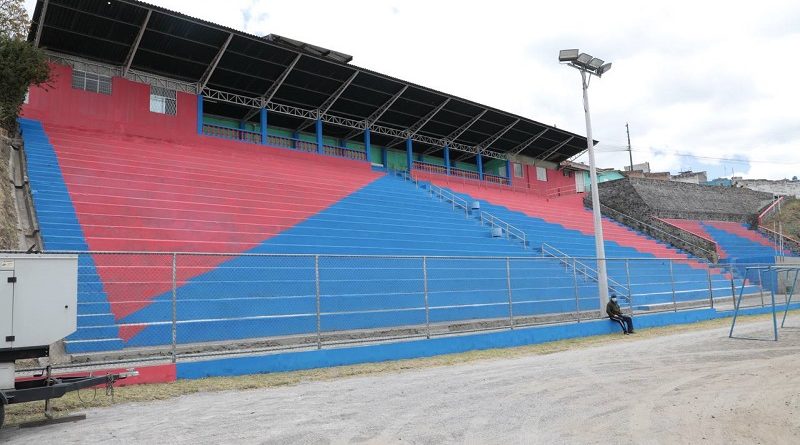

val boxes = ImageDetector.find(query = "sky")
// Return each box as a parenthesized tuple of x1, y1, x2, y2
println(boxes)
(24, 0, 800, 180)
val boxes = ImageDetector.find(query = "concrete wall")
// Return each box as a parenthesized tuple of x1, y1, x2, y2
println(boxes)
(596, 177, 773, 223)
(733, 179, 800, 198)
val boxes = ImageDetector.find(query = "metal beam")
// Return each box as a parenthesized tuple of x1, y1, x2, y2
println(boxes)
(202, 86, 509, 160)
(242, 53, 302, 121)
(509, 128, 549, 156)
(198, 33, 233, 91)
(122, 9, 151, 77)
(33, 0, 50, 47)
(476, 119, 519, 152)
(444, 109, 487, 144)
(296, 70, 359, 131)
(540, 136, 575, 161)
(386, 98, 450, 148)
(342, 85, 408, 140)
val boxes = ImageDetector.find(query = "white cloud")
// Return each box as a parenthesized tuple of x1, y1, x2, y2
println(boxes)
(24, 0, 800, 179)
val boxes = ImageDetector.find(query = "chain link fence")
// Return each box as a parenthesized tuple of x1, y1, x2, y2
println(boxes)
(44, 251, 794, 363)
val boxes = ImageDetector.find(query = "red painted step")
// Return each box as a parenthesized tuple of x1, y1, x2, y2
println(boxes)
(42, 123, 382, 323)
(416, 171, 707, 269)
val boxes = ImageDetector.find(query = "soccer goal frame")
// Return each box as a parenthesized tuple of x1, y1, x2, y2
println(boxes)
(729, 265, 800, 341)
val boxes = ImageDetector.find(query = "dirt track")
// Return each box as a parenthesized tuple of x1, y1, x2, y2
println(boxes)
(3, 315, 800, 444)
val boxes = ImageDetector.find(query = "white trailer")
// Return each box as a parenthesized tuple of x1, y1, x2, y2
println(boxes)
(0, 254, 134, 428)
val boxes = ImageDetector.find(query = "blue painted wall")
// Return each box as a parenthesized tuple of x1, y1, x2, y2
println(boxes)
(176, 304, 800, 379)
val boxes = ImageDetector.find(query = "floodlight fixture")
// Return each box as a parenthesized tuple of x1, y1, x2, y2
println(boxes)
(576, 53, 593, 66)
(557, 49, 613, 314)
(559, 49, 579, 62)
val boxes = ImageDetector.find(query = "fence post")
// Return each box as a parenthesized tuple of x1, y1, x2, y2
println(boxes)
(170, 253, 177, 363)
(423, 256, 430, 339)
(669, 259, 677, 312)
(625, 259, 633, 315)
(729, 264, 737, 309)
(506, 257, 515, 329)
(572, 258, 580, 322)
(758, 268, 765, 307)
(315, 255, 321, 349)
(707, 266, 714, 309)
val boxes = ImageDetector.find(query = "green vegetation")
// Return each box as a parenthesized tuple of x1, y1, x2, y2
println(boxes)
(0, 0, 51, 132)
(764, 197, 800, 240)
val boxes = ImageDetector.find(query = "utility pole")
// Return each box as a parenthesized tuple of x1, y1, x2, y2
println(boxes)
(626, 122, 634, 172)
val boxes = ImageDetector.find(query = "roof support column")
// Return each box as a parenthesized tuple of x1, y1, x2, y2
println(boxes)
(316, 119, 323, 154)
(406, 139, 413, 173)
(260, 108, 268, 145)
(382, 147, 388, 168)
(477, 153, 484, 181)
(506, 160, 512, 186)
(196, 94, 204, 135)
(292, 131, 299, 150)
(364, 128, 372, 163)
(444, 145, 451, 175)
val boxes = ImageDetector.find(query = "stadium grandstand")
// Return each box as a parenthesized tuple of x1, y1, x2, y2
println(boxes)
(14, 0, 779, 357)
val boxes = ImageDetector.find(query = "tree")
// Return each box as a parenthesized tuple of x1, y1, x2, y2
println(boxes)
(0, 0, 29, 41)
(0, 0, 50, 132)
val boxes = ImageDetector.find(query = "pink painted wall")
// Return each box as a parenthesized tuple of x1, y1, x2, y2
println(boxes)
(22, 63, 197, 142)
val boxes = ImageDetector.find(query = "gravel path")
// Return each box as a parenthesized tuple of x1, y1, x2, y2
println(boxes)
(3, 316, 800, 444)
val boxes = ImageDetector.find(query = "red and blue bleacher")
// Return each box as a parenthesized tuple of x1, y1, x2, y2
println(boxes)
(20, 61, 765, 354)
(662, 219, 788, 263)
(20, 116, 602, 352)
(414, 172, 760, 308)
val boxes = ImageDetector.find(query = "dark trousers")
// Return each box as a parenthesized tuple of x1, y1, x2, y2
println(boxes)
(610, 315, 634, 333)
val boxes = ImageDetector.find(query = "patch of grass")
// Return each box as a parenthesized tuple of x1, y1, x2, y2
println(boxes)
(3, 311, 794, 426)
(766, 197, 800, 241)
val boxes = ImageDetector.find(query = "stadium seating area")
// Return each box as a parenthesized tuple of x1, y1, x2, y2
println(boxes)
(662, 219, 787, 261)
(413, 172, 760, 308)
(20, 118, 601, 353)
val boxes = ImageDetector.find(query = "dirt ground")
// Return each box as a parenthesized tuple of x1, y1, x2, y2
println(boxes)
(2, 314, 800, 444)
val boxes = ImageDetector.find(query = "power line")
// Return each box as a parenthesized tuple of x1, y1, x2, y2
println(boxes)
(587, 146, 800, 166)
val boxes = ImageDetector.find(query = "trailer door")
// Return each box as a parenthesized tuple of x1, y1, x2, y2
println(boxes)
(0, 268, 14, 348)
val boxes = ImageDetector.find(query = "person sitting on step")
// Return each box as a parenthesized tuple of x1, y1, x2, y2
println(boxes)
(606, 293, 635, 334)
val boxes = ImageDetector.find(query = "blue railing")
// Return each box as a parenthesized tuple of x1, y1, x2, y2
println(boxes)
(202, 124, 367, 162)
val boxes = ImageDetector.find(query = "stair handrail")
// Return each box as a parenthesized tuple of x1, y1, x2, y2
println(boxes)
(426, 182, 470, 218)
(541, 242, 629, 297)
(758, 224, 800, 255)
(478, 211, 528, 248)
(597, 203, 718, 260)
(758, 195, 784, 225)
(399, 170, 527, 248)
(546, 184, 579, 199)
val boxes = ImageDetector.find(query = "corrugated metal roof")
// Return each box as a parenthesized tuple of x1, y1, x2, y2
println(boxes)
(28, 0, 592, 160)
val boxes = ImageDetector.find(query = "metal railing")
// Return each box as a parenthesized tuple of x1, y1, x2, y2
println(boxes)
(758, 195, 784, 225)
(546, 184, 579, 199)
(202, 125, 368, 162)
(598, 203, 719, 262)
(202, 123, 261, 144)
(426, 182, 470, 218)
(541, 243, 629, 297)
(758, 224, 800, 256)
(7, 250, 782, 371)
(484, 173, 511, 186)
(413, 161, 482, 182)
(479, 211, 527, 248)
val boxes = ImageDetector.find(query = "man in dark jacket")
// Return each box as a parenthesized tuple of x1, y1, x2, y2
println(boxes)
(606, 293, 634, 334)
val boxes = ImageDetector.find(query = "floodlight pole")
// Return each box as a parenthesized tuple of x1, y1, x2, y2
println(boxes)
(579, 69, 610, 314)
